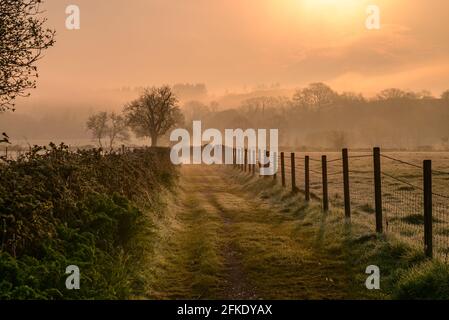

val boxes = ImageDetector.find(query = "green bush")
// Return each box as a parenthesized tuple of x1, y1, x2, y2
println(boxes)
(0, 144, 176, 299)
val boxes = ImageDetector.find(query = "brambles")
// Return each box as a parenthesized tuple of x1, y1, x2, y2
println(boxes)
(0, 144, 177, 299)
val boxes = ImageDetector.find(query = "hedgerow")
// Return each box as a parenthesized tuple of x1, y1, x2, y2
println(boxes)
(0, 143, 177, 299)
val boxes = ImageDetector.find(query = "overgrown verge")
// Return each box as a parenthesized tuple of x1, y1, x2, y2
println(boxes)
(229, 168, 449, 300)
(0, 144, 177, 299)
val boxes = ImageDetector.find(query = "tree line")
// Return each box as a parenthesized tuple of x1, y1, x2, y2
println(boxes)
(87, 82, 449, 150)
(181, 83, 449, 150)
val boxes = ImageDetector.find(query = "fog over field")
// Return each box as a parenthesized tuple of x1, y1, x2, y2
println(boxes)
(3, 83, 449, 150)
(18, 0, 449, 93)
(2, 0, 449, 149)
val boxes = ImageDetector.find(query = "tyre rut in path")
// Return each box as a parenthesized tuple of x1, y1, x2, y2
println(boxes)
(207, 193, 258, 299)
(149, 165, 357, 299)
(184, 167, 258, 299)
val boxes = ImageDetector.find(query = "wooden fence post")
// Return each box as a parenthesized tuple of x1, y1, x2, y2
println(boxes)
(238, 149, 241, 170)
(237, 148, 239, 169)
(235, 148, 238, 168)
(322, 155, 329, 211)
(291, 153, 296, 192)
(273, 152, 277, 181)
(245, 149, 248, 172)
(342, 148, 351, 219)
(373, 147, 383, 233)
(5, 147, 8, 160)
(236, 148, 239, 169)
(222, 145, 225, 165)
(305, 156, 310, 201)
(281, 152, 286, 187)
(243, 148, 248, 172)
(423, 160, 433, 259)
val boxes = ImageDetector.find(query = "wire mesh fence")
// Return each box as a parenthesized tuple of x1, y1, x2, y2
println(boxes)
(231, 147, 449, 261)
(378, 155, 423, 251)
(434, 196, 449, 262)
(326, 157, 344, 208)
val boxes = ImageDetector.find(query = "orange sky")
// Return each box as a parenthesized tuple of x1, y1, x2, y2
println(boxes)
(30, 0, 449, 98)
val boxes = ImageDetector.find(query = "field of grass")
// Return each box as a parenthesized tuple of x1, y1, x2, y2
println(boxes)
(233, 164, 449, 299)
(276, 151, 449, 260)
(141, 162, 449, 300)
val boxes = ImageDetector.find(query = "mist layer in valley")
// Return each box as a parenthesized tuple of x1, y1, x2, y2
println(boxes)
(3, 83, 449, 151)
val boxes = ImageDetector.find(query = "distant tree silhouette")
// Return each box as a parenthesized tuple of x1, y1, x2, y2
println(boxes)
(335, 92, 366, 107)
(376, 88, 434, 101)
(376, 89, 434, 101)
(415, 90, 433, 100)
(87, 112, 108, 148)
(293, 83, 337, 109)
(241, 96, 288, 114)
(87, 112, 129, 149)
(0, 0, 55, 111)
(442, 90, 449, 102)
(183, 100, 210, 122)
(107, 112, 129, 150)
(376, 88, 409, 100)
(240, 96, 289, 127)
(124, 86, 184, 146)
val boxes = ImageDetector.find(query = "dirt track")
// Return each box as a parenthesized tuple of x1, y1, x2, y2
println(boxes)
(148, 165, 358, 299)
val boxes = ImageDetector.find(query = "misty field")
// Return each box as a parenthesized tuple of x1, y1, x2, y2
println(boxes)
(277, 151, 449, 260)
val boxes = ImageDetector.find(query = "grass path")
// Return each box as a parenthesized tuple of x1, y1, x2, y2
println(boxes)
(147, 165, 364, 299)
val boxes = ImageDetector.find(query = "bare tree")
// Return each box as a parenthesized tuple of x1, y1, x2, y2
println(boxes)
(338, 91, 366, 105)
(240, 96, 290, 127)
(86, 112, 129, 149)
(293, 83, 337, 109)
(124, 86, 184, 146)
(0, 0, 56, 111)
(87, 112, 108, 148)
(375, 88, 429, 101)
(376, 88, 408, 100)
(107, 112, 129, 150)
